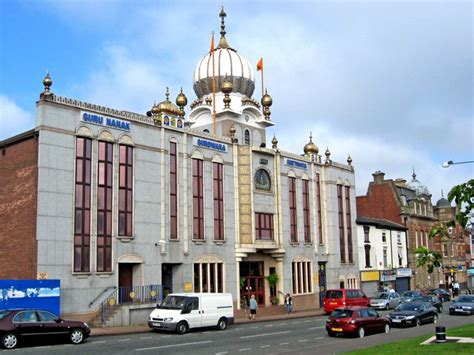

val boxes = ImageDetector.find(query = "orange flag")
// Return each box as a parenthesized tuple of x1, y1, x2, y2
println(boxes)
(257, 57, 263, 71)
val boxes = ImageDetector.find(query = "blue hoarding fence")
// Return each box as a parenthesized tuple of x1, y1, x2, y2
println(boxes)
(0, 280, 61, 316)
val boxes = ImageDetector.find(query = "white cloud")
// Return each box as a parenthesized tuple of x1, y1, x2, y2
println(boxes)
(0, 95, 34, 140)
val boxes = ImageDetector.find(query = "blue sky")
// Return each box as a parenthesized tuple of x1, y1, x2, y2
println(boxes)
(1, 0, 473, 202)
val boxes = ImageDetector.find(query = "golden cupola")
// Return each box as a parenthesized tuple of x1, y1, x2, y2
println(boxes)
(303, 133, 319, 156)
(156, 87, 182, 116)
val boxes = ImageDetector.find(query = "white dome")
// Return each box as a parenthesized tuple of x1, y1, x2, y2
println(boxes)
(407, 171, 430, 197)
(193, 46, 255, 99)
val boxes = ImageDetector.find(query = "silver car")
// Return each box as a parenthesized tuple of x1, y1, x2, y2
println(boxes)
(370, 292, 401, 310)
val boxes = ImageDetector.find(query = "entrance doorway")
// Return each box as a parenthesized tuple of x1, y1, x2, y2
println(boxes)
(118, 263, 133, 303)
(240, 262, 265, 305)
(162, 264, 173, 297)
(318, 262, 327, 307)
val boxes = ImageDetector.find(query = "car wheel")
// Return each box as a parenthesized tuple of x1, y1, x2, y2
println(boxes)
(327, 331, 336, 337)
(217, 317, 227, 330)
(415, 318, 421, 327)
(70, 329, 85, 344)
(433, 314, 438, 324)
(358, 327, 365, 338)
(176, 321, 189, 335)
(2, 333, 18, 349)
(384, 324, 390, 334)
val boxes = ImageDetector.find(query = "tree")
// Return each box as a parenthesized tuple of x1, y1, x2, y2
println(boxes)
(414, 246, 442, 274)
(447, 179, 474, 229)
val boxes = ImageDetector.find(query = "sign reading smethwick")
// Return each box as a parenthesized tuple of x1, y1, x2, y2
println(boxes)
(82, 112, 130, 131)
(193, 137, 228, 153)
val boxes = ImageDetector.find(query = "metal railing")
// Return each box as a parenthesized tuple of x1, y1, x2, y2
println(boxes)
(99, 285, 163, 324)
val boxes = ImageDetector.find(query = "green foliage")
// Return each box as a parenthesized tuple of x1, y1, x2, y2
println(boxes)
(448, 179, 474, 228)
(415, 246, 442, 273)
(429, 223, 449, 240)
(239, 277, 246, 289)
(265, 273, 279, 287)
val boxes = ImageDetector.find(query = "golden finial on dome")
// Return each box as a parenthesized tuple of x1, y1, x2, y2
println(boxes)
(218, 6, 229, 49)
(303, 132, 319, 157)
(165, 87, 170, 101)
(222, 75, 233, 108)
(155, 87, 182, 117)
(347, 154, 352, 166)
(261, 88, 272, 120)
(41, 71, 53, 98)
(176, 87, 188, 118)
(272, 135, 278, 149)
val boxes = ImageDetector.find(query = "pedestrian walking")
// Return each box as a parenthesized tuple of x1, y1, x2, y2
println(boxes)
(249, 294, 258, 320)
(241, 295, 249, 319)
(284, 293, 293, 315)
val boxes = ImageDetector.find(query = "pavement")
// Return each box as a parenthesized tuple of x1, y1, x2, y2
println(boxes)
(91, 307, 326, 337)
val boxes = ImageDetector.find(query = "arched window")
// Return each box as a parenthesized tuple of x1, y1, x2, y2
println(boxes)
(255, 169, 271, 191)
(244, 129, 250, 145)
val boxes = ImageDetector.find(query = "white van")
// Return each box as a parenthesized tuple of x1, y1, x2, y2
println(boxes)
(148, 293, 234, 334)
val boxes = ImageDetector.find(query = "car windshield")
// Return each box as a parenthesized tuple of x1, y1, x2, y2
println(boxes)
(0, 311, 10, 320)
(375, 293, 389, 299)
(158, 295, 188, 310)
(331, 309, 353, 318)
(456, 296, 474, 303)
(416, 296, 431, 302)
(401, 291, 416, 297)
(325, 291, 343, 299)
(396, 303, 420, 311)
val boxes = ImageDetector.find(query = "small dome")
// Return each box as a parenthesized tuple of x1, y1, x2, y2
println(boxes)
(261, 89, 273, 107)
(156, 88, 181, 116)
(176, 88, 188, 108)
(436, 197, 451, 208)
(303, 133, 318, 155)
(407, 170, 430, 196)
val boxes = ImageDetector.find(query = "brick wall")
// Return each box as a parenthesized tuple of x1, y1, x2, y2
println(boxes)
(356, 182, 402, 224)
(0, 132, 38, 279)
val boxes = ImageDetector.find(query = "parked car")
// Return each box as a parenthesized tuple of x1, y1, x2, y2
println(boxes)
(323, 289, 370, 313)
(428, 288, 451, 302)
(0, 309, 90, 349)
(325, 306, 390, 338)
(448, 295, 474, 315)
(388, 302, 438, 327)
(370, 292, 401, 310)
(412, 295, 443, 313)
(399, 290, 424, 303)
(148, 293, 234, 334)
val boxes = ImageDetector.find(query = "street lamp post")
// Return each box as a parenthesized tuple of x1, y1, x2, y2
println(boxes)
(442, 160, 474, 168)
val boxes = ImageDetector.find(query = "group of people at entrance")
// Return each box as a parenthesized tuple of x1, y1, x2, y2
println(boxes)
(242, 293, 293, 320)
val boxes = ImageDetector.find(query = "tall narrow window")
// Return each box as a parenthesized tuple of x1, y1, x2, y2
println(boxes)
(289, 177, 297, 242)
(74, 137, 91, 272)
(119, 145, 133, 236)
(302, 179, 311, 243)
(255, 213, 274, 240)
(316, 173, 323, 244)
(244, 129, 250, 145)
(345, 186, 353, 263)
(383, 248, 388, 267)
(97, 141, 113, 272)
(364, 245, 371, 268)
(192, 158, 204, 239)
(337, 185, 346, 263)
(213, 162, 224, 240)
(170, 142, 177, 239)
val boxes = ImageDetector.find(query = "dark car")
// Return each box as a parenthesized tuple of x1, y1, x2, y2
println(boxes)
(325, 306, 390, 338)
(399, 290, 424, 303)
(428, 288, 451, 302)
(0, 309, 90, 349)
(388, 302, 438, 327)
(412, 295, 443, 313)
(449, 295, 474, 315)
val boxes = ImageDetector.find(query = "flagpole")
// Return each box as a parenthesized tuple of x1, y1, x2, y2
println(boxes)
(211, 32, 217, 135)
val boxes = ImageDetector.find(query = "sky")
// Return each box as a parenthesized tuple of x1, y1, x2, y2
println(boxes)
(0, 0, 473, 204)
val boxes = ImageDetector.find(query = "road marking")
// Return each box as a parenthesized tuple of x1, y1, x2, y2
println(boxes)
(291, 321, 301, 324)
(260, 345, 270, 348)
(93, 341, 106, 344)
(34, 346, 51, 349)
(279, 322, 288, 325)
(298, 339, 309, 342)
(216, 352, 228, 355)
(314, 337, 324, 340)
(136, 340, 213, 351)
(279, 342, 289, 345)
(309, 326, 325, 330)
(119, 338, 130, 342)
(163, 335, 172, 338)
(238, 349, 251, 352)
(303, 320, 311, 323)
(240, 330, 291, 339)
(140, 336, 153, 340)
(264, 324, 273, 327)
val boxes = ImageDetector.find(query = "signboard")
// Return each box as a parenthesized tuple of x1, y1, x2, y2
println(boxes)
(37, 272, 49, 280)
(381, 270, 397, 282)
(161, 114, 184, 129)
(82, 112, 130, 131)
(285, 158, 307, 170)
(193, 137, 228, 153)
(396, 268, 412, 278)
(360, 271, 380, 282)
(184, 282, 193, 292)
(0, 280, 60, 316)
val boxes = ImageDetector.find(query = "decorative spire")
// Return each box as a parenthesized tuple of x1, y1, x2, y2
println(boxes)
(261, 88, 273, 120)
(176, 87, 188, 118)
(271, 135, 278, 149)
(221, 75, 233, 108)
(347, 154, 352, 166)
(325, 147, 332, 165)
(165, 87, 170, 101)
(217, 6, 229, 48)
(41, 71, 53, 98)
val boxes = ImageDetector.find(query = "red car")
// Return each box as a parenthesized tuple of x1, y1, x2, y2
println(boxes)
(326, 306, 390, 338)
(0, 309, 90, 349)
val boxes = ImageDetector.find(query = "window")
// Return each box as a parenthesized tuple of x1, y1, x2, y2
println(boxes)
(383, 248, 388, 268)
(345, 186, 353, 263)
(302, 180, 311, 243)
(170, 142, 177, 239)
(118, 145, 133, 236)
(213, 162, 224, 240)
(37, 311, 58, 322)
(316, 173, 323, 244)
(255, 169, 271, 190)
(255, 213, 274, 240)
(382, 232, 387, 243)
(397, 233, 401, 245)
(363, 226, 370, 243)
(398, 249, 403, 267)
(364, 244, 371, 268)
(192, 158, 204, 239)
(74, 137, 91, 272)
(244, 129, 250, 145)
(193, 262, 224, 292)
(337, 185, 345, 263)
(292, 260, 312, 295)
(289, 177, 297, 242)
(97, 141, 113, 272)
(13, 311, 38, 323)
